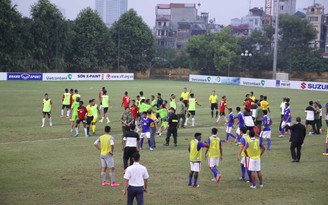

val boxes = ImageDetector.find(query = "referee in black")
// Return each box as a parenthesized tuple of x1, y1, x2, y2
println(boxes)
(164, 107, 179, 147)
(122, 124, 140, 170)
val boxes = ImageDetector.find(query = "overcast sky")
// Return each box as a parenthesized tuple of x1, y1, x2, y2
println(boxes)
(11, 0, 328, 27)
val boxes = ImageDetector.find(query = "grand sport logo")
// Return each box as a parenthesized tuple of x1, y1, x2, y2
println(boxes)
(302, 82, 328, 90)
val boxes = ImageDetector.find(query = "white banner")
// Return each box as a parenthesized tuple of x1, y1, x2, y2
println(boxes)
(290, 80, 328, 92)
(43, 73, 134, 81)
(240, 78, 276, 88)
(189, 75, 218, 84)
(0, 72, 7, 80)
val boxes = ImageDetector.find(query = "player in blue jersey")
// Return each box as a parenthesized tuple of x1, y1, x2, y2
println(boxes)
(280, 103, 292, 138)
(235, 107, 245, 143)
(260, 110, 272, 150)
(225, 108, 236, 143)
(140, 112, 154, 151)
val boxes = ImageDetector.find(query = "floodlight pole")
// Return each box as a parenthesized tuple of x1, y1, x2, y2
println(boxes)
(272, 0, 279, 80)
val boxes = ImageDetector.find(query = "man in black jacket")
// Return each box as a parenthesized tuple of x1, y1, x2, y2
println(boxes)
(164, 107, 179, 147)
(285, 117, 306, 162)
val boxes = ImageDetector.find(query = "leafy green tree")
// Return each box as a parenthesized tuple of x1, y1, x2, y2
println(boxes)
(30, 0, 68, 71)
(109, 9, 154, 72)
(278, 14, 318, 72)
(67, 8, 113, 72)
(186, 29, 240, 75)
(0, 0, 25, 70)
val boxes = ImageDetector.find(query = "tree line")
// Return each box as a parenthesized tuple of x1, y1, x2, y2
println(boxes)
(1, 0, 327, 74)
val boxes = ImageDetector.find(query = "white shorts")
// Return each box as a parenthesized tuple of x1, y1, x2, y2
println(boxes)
(241, 156, 250, 169)
(140, 132, 150, 139)
(326, 137, 328, 144)
(100, 154, 114, 168)
(208, 158, 220, 168)
(281, 122, 291, 129)
(190, 162, 201, 172)
(226, 126, 232, 133)
(260, 131, 271, 139)
(236, 127, 240, 135)
(248, 158, 261, 171)
(240, 156, 245, 165)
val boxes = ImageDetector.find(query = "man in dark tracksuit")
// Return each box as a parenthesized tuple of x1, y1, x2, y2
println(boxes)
(285, 117, 306, 162)
(164, 108, 179, 146)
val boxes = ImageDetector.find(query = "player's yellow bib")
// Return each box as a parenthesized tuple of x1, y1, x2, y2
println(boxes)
(247, 138, 261, 160)
(208, 136, 221, 158)
(189, 98, 196, 111)
(63, 93, 70, 105)
(43, 99, 51, 112)
(99, 134, 112, 155)
(241, 135, 250, 157)
(170, 99, 176, 109)
(102, 95, 109, 108)
(92, 104, 98, 118)
(190, 139, 202, 162)
(72, 94, 80, 102)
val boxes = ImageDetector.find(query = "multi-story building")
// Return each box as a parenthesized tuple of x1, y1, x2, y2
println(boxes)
(273, 0, 296, 16)
(154, 3, 214, 48)
(248, 7, 264, 35)
(306, 3, 325, 48)
(95, 0, 128, 27)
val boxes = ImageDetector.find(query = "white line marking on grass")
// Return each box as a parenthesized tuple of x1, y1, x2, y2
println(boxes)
(0, 137, 71, 145)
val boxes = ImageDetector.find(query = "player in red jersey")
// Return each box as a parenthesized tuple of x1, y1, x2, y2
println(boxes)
(243, 94, 253, 111)
(74, 101, 88, 137)
(121, 91, 131, 109)
(130, 100, 140, 132)
(216, 96, 228, 124)
(98, 87, 106, 110)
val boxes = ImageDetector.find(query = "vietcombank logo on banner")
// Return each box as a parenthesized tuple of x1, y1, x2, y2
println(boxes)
(189, 75, 218, 84)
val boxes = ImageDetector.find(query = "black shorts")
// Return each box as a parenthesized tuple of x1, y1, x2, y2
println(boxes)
(220, 112, 225, 116)
(211, 103, 218, 110)
(189, 111, 195, 116)
(43, 112, 51, 117)
(86, 116, 94, 125)
(62, 104, 71, 109)
(305, 120, 314, 125)
(76, 119, 86, 125)
(103, 107, 108, 114)
(183, 100, 188, 107)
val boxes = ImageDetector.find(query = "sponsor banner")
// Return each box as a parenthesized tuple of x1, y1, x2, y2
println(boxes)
(275, 80, 291, 88)
(7, 72, 43, 81)
(189, 75, 218, 84)
(290, 81, 328, 92)
(240, 78, 276, 88)
(42, 73, 134, 81)
(0, 72, 7, 80)
(103, 73, 134, 80)
(43, 73, 72, 81)
(217, 76, 240, 85)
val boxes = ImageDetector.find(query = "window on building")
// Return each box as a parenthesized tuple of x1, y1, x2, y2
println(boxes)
(308, 16, 319, 22)
(163, 22, 166, 26)
(255, 19, 258, 26)
(280, 5, 284, 11)
(158, 21, 162, 26)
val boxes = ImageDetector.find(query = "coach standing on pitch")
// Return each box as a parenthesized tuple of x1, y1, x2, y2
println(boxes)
(164, 107, 179, 147)
(123, 152, 149, 205)
(285, 117, 306, 162)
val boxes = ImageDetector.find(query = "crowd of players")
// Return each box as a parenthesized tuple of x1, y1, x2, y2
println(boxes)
(41, 87, 328, 190)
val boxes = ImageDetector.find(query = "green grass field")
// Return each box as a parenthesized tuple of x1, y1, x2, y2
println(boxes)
(0, 80, 327, 205)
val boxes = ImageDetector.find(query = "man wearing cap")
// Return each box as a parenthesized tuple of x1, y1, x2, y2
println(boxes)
(164, 107, 179, 146)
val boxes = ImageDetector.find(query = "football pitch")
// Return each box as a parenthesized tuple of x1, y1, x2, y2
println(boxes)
(0, 80, 327, 205)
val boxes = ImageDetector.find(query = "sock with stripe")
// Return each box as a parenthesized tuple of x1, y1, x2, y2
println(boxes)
(211, 167, 218, 178)
(140, 139, 144, 149)
(148, 140, 151, 148)
(101, 172, 106, 182)
(110, 172, 116, 184)
(92, 125, 96, 133)
(226, 133, 229, 141)
(229, 133, 236, 139)
(241, 165, 245, 179)
(247, 170, 252, 182)
(188, 176, 192, 185)
(267, 139, 271, 150)
(193, 178, 198, 186)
